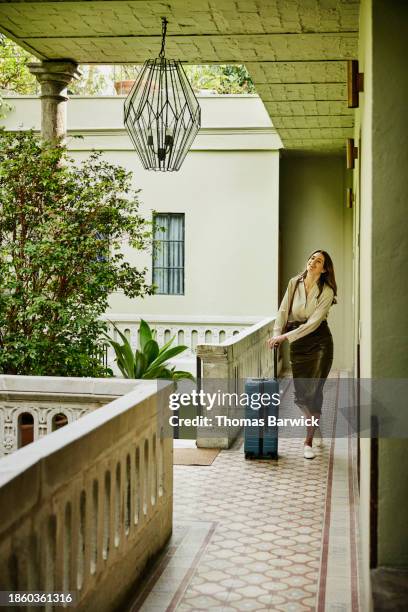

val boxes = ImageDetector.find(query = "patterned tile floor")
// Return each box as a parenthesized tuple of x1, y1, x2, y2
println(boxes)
(129, 374, 361, 612)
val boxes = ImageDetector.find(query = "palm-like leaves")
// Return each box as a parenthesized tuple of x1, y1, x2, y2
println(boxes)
(104, 320, 194, 381)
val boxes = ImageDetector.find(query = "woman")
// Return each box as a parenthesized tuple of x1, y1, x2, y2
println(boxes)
(267, 250, 337, 459)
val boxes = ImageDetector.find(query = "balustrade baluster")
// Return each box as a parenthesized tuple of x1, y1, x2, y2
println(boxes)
(143, 439, 149, 516)
(151, 434, 157, 506)
(91, 481, 98, 574)
(158, 433, 164, 498)
(103, 471, 111, 560)
(125, 455, 131, 535)
(114, 463, 121, 548)
(77, 492, 86, 590)
(63, 503, 72, 591)
(134, 447, 140, 525)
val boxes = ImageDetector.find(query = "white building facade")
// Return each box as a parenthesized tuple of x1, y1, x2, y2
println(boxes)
(3, 94, 282, 319)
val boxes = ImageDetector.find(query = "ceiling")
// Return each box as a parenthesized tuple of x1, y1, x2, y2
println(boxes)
(0, 0, 360, 153)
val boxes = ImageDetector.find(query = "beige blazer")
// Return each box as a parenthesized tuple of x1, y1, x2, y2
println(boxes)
(273, 276, 335, 343)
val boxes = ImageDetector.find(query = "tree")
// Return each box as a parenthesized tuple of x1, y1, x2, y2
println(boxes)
(67, 65, 108, 96)
(184, 64, 256, 94)
(0, 35, 37, 94)
(0, 35, 37, 115)
(0, 130, 154, 377)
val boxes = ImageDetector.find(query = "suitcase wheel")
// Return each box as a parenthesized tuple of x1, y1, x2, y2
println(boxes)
(245, 452, 254, 460)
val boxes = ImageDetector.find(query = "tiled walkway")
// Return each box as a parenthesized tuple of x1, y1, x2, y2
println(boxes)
(129, 374, 361, 612)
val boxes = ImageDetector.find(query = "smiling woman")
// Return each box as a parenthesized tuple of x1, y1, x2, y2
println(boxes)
(268, 250, 337, 459)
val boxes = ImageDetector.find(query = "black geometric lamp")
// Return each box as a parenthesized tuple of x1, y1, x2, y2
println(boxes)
(124, 17, 201, 171)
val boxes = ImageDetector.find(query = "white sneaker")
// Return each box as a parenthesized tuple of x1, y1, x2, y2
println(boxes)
(314, 427, 323, 447)
(304, 445, 316, 460)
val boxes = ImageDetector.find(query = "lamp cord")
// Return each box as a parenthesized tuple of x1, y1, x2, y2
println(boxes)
(159, 17, 168, 58)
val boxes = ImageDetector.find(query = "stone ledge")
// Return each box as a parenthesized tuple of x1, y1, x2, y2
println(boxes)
(0, 375, 142, 396)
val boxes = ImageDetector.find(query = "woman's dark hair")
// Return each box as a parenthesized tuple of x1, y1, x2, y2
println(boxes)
(300, 250, 337, 304)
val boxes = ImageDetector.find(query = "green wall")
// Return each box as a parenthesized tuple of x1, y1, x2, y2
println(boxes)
(372, 0, 408, 567)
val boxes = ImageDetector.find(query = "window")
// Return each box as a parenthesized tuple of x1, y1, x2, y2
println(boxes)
(153, 213, 185, 295)
(52, 413, 68, 431)
(95, 231, 109, 262)
(18, 412, 34, 448)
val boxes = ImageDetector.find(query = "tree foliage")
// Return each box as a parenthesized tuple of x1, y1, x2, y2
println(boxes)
(0, 130, 154, 377)
(0, 35, 108, 104)
(184, 65, 256, 94)
(0, 34, 255, 100)
(67, 65, 108, 96)
(0, 35, 37, 94)
(0, 35, 37, 115)
(114, 64, 256, 95)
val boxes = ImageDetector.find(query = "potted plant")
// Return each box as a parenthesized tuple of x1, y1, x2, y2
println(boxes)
(105, 319, 194, 380)
(114, 80, 135, 95)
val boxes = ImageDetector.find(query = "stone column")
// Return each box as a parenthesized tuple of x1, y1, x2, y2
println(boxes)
(28, 60, 81, 143)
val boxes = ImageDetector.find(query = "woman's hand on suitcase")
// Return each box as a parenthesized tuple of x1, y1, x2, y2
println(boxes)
(267, 334, 287, 349)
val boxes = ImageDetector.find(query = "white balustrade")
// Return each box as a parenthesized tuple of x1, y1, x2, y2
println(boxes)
(196, 317, 276, 449)
(0, 377, 140, 457)
(102, 314, 260, 361)
(0, 377, 173, 612)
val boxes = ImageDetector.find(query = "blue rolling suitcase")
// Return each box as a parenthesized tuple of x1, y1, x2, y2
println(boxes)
(244, 346, 279, 459)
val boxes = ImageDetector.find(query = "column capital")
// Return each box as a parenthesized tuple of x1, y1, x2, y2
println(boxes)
(28, 60, 81, 84)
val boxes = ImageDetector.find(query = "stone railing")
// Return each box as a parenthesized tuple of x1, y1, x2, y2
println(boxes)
(0, 378, 173, 612)
(102, 314, 260, 362)
(0, 376, 141, 457)
(196, 317, 276, 449)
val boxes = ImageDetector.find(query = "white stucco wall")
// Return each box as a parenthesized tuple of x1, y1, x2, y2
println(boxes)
(2, 95, 281, 319)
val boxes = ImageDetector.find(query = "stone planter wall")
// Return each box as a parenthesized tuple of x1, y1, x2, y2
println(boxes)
(0, 378, 173, 612)
(196, 316, 276, 449)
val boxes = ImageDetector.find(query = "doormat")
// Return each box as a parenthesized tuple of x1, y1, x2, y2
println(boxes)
(173, 448, 220, 466)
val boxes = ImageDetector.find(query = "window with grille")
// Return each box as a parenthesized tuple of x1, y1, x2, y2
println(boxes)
(153, 213, 185, 295)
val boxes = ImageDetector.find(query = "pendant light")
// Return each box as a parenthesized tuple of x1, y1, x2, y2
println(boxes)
(124, 17, 201, 171)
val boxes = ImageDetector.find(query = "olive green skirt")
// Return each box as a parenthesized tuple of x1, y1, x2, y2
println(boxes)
(289, 320, 333, 416)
